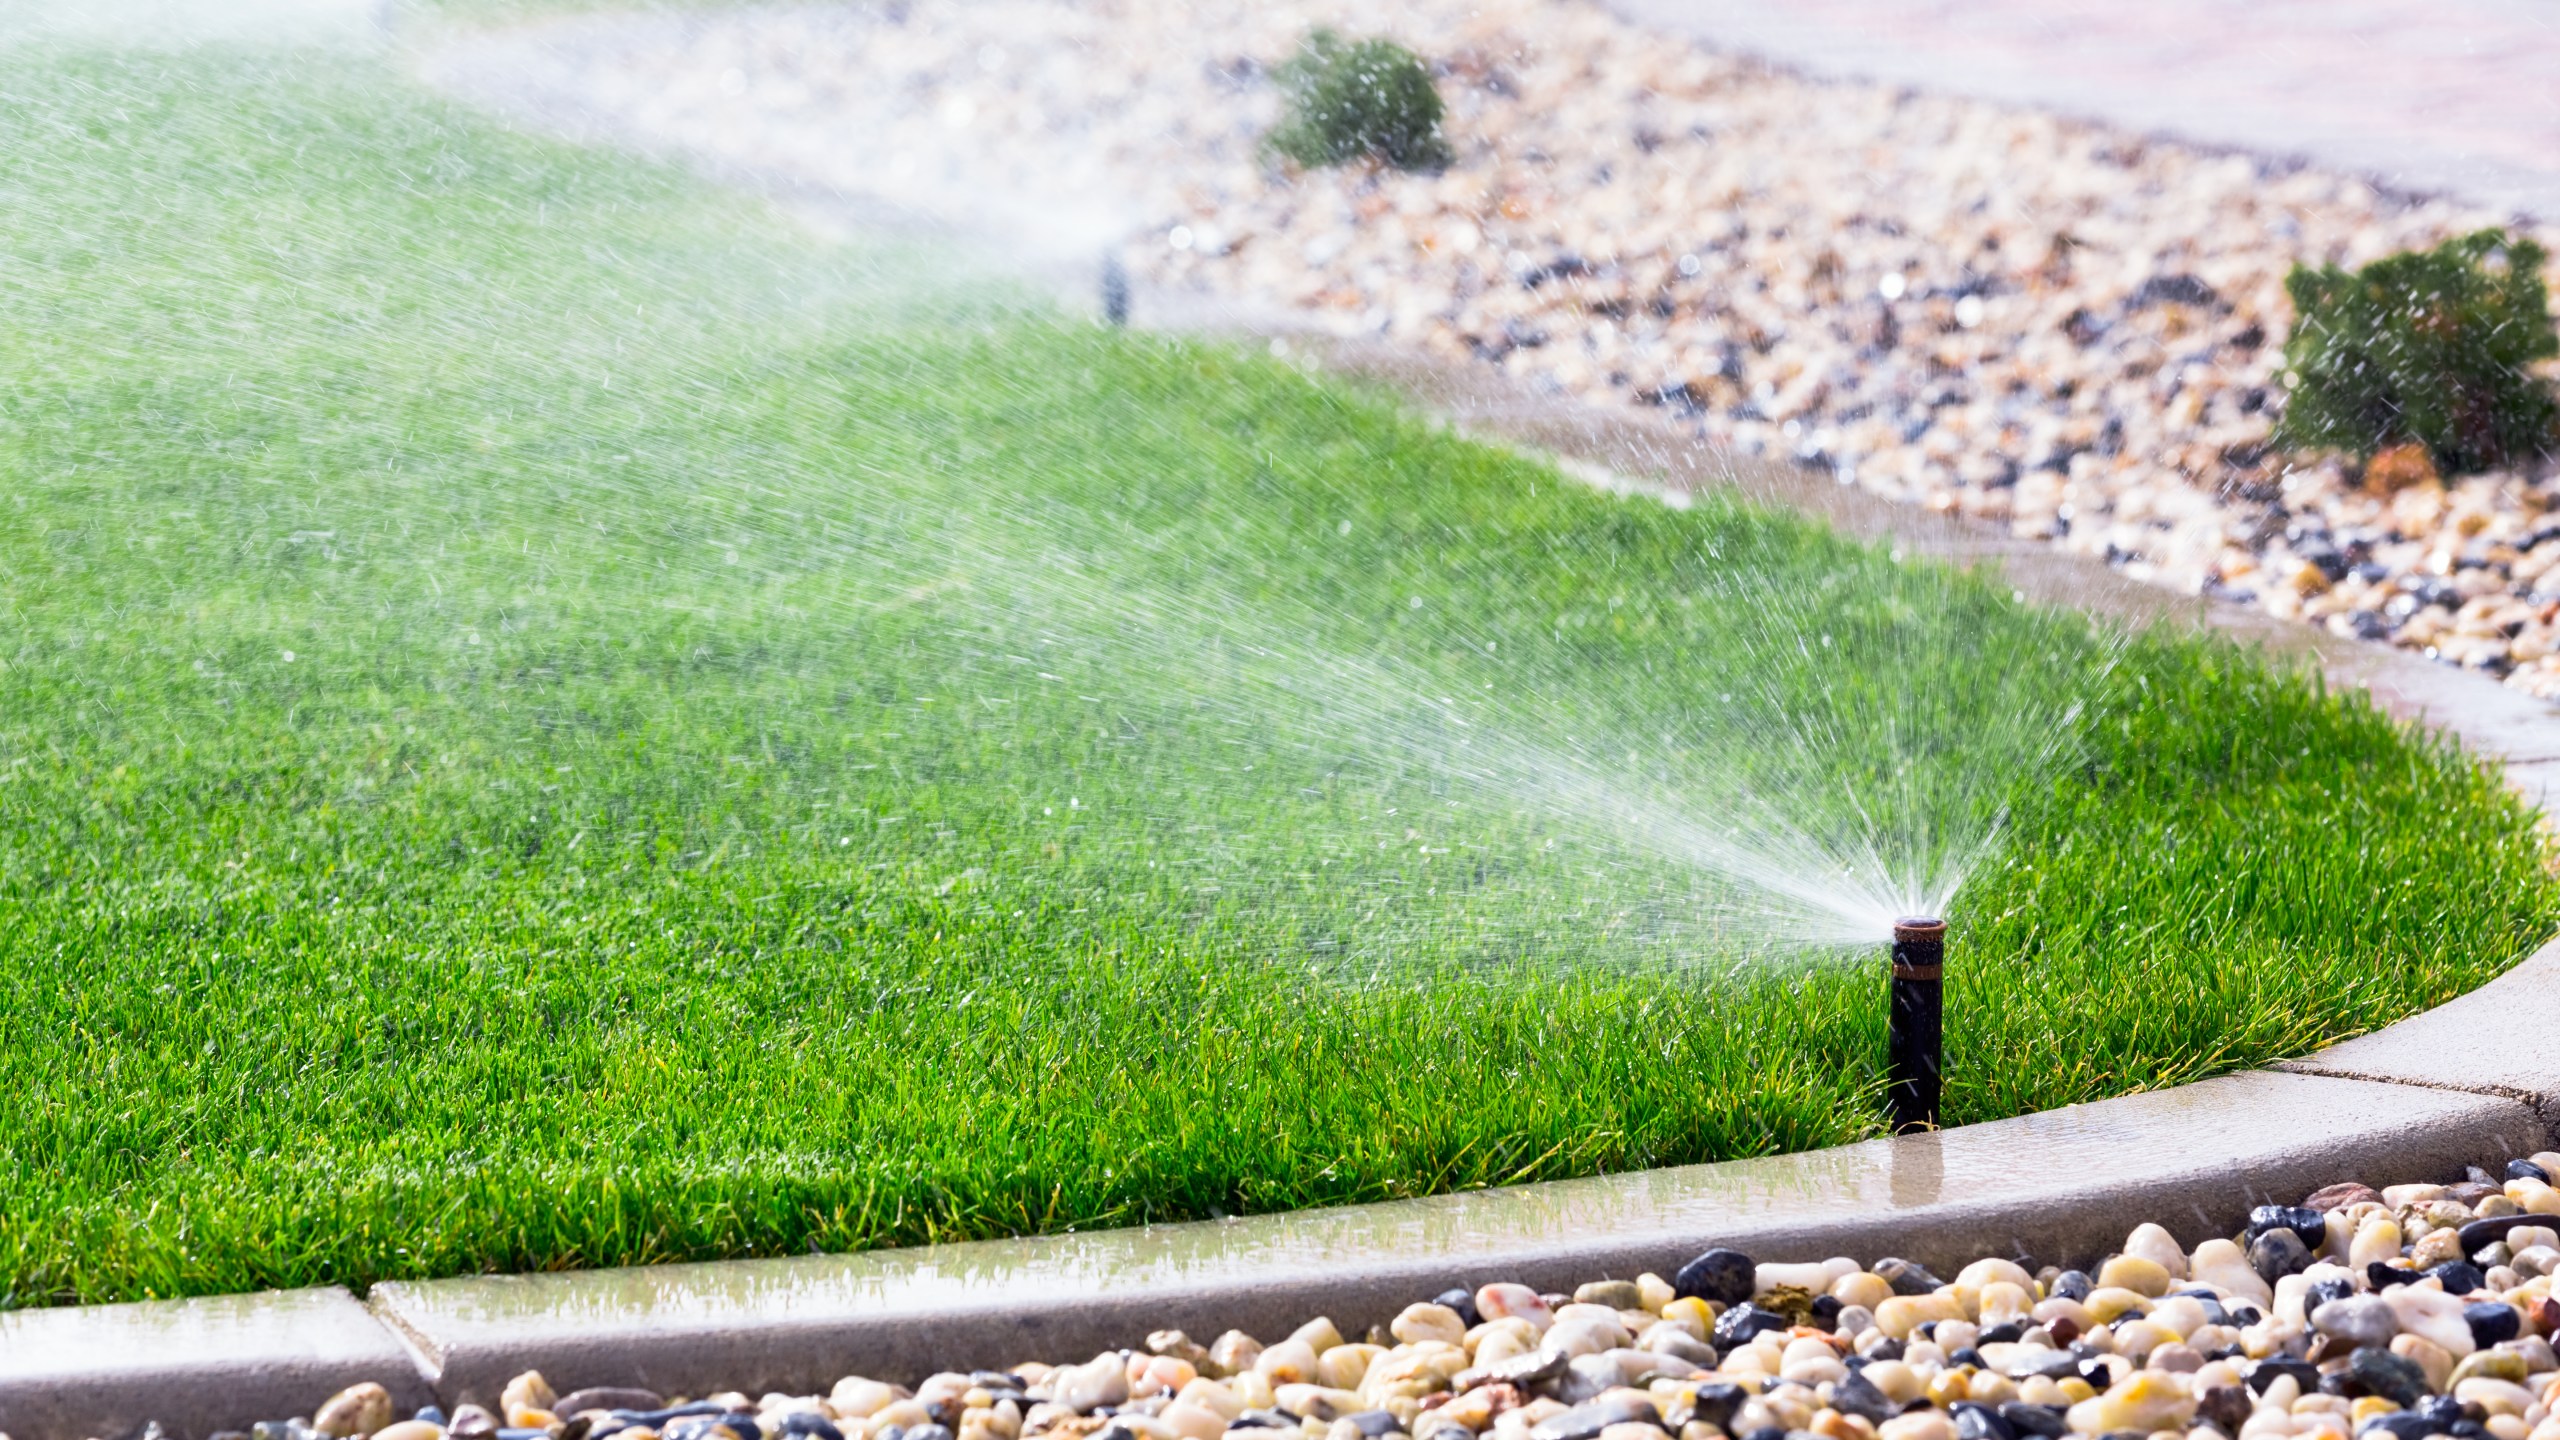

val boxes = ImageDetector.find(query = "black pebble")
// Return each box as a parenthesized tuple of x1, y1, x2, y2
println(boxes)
(1875, 1256, 1946, 1296)
(2077, 1359, 2114, 1393)
(2367, 1262, 2418, 1290)
(1713, 1303, 1793, 1348)
(1674, 1248, 1758, 1306)
(1978, 1321, 2025, 1344)
(1687, 1384, 1747, 1433)
(1341, 1414, 1400, 1439)
(2415, 1398, 2468, 1431)
(2305, 1275, 2358, 1311)
(625, 1409, 727, 1429)
(2049, 1270, 2094, 1301)
(2195, 1386, 2253, 1436)
(1950, 1347, 1988, 1369)
(1434, 1287, 1482, 1328)
(2246, 1204, 2330, 1249)
(2427, 1260, 2487, 1295)
(1996, 1405, 2068, 1440)
(1812, 1293, 1844, 1325)
(1831, 1374, 1896, 1425)
(1951, 1403, 2014, 1440)
(2457, 1215, 2533, 1258)
(1865, 1338, 1907, 1361)
(2246, 1358, 2319, 1395)
(2465, 1301, 2522, 1347)
(2349, 1347, 2431, 1408)
(2509, 1159, 2552, 1184)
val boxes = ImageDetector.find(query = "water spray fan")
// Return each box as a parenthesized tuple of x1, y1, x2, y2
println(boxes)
(1888, 917, 1944, 1133)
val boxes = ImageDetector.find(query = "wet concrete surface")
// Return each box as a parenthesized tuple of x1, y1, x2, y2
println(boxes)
(367, 1068, 2533, 1401)
(0, 1287, 432, 1440)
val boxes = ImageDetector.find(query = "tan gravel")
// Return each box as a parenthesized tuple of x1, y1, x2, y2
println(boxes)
(423, 0, 2560, 694)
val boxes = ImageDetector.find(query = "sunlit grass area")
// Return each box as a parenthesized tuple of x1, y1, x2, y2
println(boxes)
(1, 41, 2553, 1307)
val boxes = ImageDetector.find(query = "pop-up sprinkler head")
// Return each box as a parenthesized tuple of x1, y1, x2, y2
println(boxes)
(1101, 254, 1131, 327)
(1888, 917, 1945, 1133)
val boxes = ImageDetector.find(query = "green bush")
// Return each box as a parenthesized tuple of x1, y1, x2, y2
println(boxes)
(1266, 29, 1453, 173)
(2274, 228, 2559, 475)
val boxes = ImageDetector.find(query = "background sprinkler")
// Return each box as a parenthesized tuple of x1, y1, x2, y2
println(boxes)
(1888, 917, 1945, 1132)
(1101, 254, 1130, 327)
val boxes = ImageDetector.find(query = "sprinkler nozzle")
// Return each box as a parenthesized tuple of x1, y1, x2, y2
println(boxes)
(1887, 916, 1945, 1134)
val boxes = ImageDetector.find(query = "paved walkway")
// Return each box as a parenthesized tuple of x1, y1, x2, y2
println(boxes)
(1612, 0, 2560, 221)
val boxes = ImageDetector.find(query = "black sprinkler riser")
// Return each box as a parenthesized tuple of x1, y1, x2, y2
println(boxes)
(1889, 916, 1945, 1133)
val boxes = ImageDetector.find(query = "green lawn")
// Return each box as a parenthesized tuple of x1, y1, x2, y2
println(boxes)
(2, 36, 2553, 1308)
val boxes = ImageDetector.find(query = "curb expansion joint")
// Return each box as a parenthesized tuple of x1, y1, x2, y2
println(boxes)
(2272, 1061, 2559, 1135)
(365, 1301, 450, 1390)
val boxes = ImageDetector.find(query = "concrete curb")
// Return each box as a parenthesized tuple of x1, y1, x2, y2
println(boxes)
(0, 1288, 435, 1440)
(363, 1068, 2540, 1401)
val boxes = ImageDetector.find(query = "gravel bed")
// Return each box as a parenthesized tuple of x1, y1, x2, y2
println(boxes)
(425, 0, 2560, 694)
(155, 1155, 2560, 1440)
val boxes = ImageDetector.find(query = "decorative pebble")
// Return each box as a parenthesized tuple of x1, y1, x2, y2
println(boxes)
(315, 1385, 396, 1440)
(1670, 1249, 1756, 1308)
(2312, 1292, 2402, 1347)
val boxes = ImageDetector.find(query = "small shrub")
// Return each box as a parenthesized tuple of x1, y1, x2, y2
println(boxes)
(1266, 29, 1454, 173)
(2274, 228, 2559, 475)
